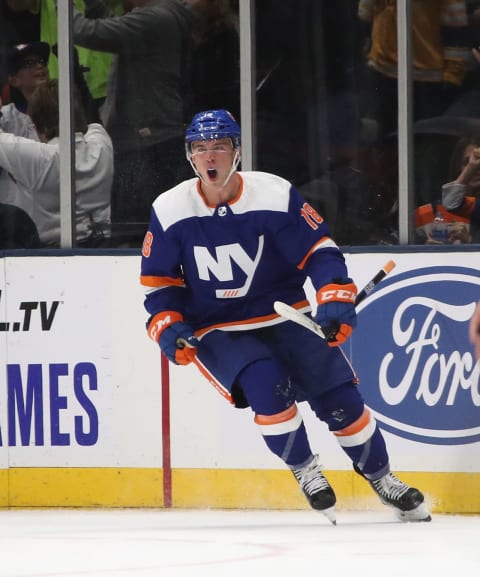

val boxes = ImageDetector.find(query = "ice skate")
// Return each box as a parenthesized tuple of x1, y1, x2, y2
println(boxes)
(292, 455, 337, 524)
(368, 471, 431, 522)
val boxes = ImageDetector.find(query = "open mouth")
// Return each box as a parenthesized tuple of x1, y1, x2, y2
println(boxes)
(207, 168, 218, 180)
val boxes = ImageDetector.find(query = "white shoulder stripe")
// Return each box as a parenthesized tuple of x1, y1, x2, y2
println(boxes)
(152, 172, 293, 230)
(152, 178, 213, 230)
(230, 172, 291, 214)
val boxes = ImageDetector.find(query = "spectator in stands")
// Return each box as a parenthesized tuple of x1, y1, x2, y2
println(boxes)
(0, 94, 39, 208)
(3, 37, 99, 126)
(71, 0, 195, 235)
(0, 79, 113, 247)
(6, 0, 122, 122)
(441, 135, 480, 241)
(0, 42, 45, 211)
(414, 201, 472, 244)
(358, 0, 470, 142)
(4, 41, 50, 113)
(415, 135, 480, 243)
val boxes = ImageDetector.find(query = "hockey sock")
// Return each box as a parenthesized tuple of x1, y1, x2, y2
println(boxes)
(309, 383, 389, 477)
(237, 359, 313, 467)
(255, 404, 313, 467)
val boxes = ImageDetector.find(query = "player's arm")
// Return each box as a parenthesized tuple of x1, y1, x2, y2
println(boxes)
(279, 187, 357, 347)
(301, 246, 357, 347)
(140, 212, 198, 365)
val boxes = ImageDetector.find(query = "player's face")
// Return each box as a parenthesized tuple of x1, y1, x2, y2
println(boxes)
(190, 138, 236, 186)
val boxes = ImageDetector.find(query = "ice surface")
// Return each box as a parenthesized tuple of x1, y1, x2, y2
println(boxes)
(0, 508, 478, 577)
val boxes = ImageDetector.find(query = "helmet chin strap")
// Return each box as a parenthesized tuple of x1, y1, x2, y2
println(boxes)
(187, 155, 202, 180)
(222, 150, 241, 186)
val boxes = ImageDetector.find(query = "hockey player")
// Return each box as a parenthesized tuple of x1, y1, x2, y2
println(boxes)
(140, 109, 431, 524)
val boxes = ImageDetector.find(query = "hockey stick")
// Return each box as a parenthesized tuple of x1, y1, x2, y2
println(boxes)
(273, 260, 396, 340)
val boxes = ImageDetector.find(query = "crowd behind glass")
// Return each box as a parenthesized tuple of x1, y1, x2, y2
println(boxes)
(1, 0, 480, 250)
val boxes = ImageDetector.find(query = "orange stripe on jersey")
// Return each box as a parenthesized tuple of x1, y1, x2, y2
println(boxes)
(334, 408, 371, 437)
(194, 300, 311, 339)
(297, 237, 335, 270)
(254, 404, 297, 425)
(140, 275, 184, 288)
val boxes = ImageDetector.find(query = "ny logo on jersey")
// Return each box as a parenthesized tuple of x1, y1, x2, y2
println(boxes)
(193, 236, 264, 298)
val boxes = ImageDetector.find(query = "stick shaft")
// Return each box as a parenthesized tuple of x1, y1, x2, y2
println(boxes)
(322, 260, 395, 339)
(355, 259, 396, 306)
(274, 261, 396, 341)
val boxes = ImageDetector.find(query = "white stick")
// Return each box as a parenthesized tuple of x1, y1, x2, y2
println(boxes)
(273, 301, 327, 338)
(274, 260, 396, 339)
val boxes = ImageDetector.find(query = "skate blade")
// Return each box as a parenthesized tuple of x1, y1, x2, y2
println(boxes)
(394, 502, 432, 523)
(320, 505, 337, 525)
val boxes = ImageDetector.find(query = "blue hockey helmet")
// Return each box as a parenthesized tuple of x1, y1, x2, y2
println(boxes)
(185, 109, 241, 149)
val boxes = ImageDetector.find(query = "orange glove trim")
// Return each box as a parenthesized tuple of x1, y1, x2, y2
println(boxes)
(327, 323, 353, 347)
(147, 310, 184, 342)
(316, 282, 357, 305)
(174, 346, 197, 365)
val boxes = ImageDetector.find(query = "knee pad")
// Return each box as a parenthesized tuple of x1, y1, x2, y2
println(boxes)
(309, 382, 365, 432)
(236, 358, 294, 415)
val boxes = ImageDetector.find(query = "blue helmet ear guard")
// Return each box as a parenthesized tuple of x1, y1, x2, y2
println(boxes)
(185, 109, 241, 151)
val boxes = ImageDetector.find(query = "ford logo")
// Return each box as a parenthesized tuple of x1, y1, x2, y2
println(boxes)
(351, 266, 480, 445)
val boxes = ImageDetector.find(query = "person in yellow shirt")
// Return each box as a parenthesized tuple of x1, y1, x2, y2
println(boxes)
(358, 0, 470, 141)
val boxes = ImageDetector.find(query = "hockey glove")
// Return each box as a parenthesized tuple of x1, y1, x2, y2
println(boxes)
(159, 322, 199, 365)
(147, 311, 199, 365)
(315, 278, 357, 347)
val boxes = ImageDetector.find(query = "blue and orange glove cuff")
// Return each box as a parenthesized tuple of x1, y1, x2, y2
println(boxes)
(147, 310, 184, 343)
(316, 280, 357, 306)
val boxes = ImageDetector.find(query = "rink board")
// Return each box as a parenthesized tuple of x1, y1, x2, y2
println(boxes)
(0, 468, 478, 514)
(0, 250, 479, 512)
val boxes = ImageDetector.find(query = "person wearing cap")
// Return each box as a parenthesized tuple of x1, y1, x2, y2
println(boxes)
(5, 41, 50, 113)
(139, 109, 432, 525)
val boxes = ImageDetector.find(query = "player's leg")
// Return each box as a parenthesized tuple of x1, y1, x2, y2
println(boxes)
(309, 383, 431, 522)
(265, 321, 431, 522)
(195, 330, 336, 520)
(236, 358, 336, 521)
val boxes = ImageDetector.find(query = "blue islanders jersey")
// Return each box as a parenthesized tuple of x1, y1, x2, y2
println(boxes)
(140, 171, 348, 338)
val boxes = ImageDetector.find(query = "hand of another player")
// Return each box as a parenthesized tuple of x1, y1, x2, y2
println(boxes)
(469, 302, 480, 360)
(159, 322, 199, 365)
(473, 47, 480, 65)
(315, 279, 357, 347)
